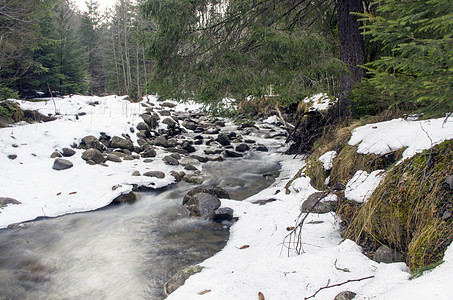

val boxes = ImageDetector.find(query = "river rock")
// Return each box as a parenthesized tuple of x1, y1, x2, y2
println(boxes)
(301, 192, 337, 213)
(110, 136, 134, 151)
(182, 119, 197, 130)
(162, 117, 177, 128)
(81, 135, 105, 151)
(224, 150, 243, 158)
(216, 133, 230, 146)
(180, 157, 200, 166)
(170, 170, 185, 182)
(183, 192, 221, 218)
(183, 186, 231, 204)
(62, 147, 76, 157)
(112, 192, 137, 204)
(213, 207, 234, 222)
(181, 141, 196, 153)
(255, 144, 269, 152)
(334, 291, 357, 300)
(81, 148, 105, 164)
(163, 155, 179, 166)
(164, 265, 204, 296)
(153, 135, 175, 148)
(140, 113, 159, 129)
(50, 151, 62, 158)
(143, 171, 165, 179)
(107, 153, 122, 163)
(183, 173, 204, 184)
(373, 245, 404, 263)
(131, 171, 141, 176)
(235, 143, 250, 152)
(142, 146, 157, 158)
(52, 158, 73, 170)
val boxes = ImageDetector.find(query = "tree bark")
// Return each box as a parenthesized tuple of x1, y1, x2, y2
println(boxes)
(337, 0, 365, 116)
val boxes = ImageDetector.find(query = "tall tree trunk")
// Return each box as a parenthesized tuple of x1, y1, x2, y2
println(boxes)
(337, 0, 365, 116)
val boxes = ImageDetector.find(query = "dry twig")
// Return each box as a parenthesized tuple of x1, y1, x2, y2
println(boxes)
(304, 275, 374, 300)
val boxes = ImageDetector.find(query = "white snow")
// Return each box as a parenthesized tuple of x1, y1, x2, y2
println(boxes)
(303, 93, 337, 112)
(349, 117, 453, 160)
(1, 96, 452, 299)
(345, 170, 385, 203)
(318, 150, 337, 171)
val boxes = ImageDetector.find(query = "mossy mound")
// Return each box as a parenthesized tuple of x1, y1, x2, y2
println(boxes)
(0, 100, 24, 127)
(345, 140, 453, 271)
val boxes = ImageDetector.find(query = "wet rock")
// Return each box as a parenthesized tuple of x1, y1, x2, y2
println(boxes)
(184, 164, 198, 171)
(164, 265, 204, 296)
(110, 136, 134, 151)
(112, 192, 137, 204)
(81, 135, 105, 151)
(50, 151, 62, 158)
(334, 291, 357, 300)
(163, 155, 179, 166)
(181, 141, 196, 153)
(62, 147, 76, 157)
(107, 153, 122, 163)
(235, 143, 250, 152)
(209, 155, 224, 162)
(183, 192, 221, 218)
(52, 158, 73, 170)
(183, 186, 231, 203)
(374, 245, 404, 263)
(224, 150, 243, 158)
(255, 144, 268, 152)
(213, 207, 234, 222)
(0, 197, 21, 206)
(143, 171, 165, 179)
(301, 192, 337, 213)
(183, 173, 204, 184)
(189, 155, 208, 163)
(81, 148, 105, 164)
(216, 133, 230, 146)
(182, 119, 197, 130)
(244, 139, 256, 144)
(170, 170, 185, 182)
(206, 128, 220, 135)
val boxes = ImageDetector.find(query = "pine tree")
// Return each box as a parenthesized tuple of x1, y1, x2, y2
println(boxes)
(355, 0, 453, 115)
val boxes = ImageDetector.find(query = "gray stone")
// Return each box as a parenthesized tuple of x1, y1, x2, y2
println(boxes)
(235, 143, 250, 152)
(224, 150, 243, 158)
(81, 148, 105, 164)
(189, 155, 208, 163)
(184, 164, 198, 171)
(164, 265, 204, 296)
(81, 135, 105, 151)
(62, 147, 76, 157)
(143, 171, 166, 179)
(163, 155, 179, 166)
(153, 135, 174, 148)
(52, 158, 73, 170)
(107, 153, 122, 163)
(216, 133, 230, 146)
(255, 144, 268, 152)
(446, 175, 453, 190)
(374, 245, 404, 263)
(182, 119, 197, 130)
(142, 146, 157, 158)
(183, 173, 204, 184)
(182, 141, 196, 153)
(112, 192, 137, 204)
(110, 136, 134, 151)
(170, 170, 185, 182)
(8, 154, 17, 160)
(136, 122, 150, 131)
(301, 192, 337, 213)
(131, 171, 141, 176)
(183, 192, 221, 218)
(50, 151, 62, 158)
(183, 186, 230, 204)
(180, 157, 200, 166)
(140, 113, 158, 129)
(0, 197, 21, 206)
(162, 117, 177, 128)
(213, 207, 234, 222)
(334, 291, 357, 300)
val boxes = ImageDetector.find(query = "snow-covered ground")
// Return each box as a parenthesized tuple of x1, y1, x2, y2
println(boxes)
(1, 95, 452, 299)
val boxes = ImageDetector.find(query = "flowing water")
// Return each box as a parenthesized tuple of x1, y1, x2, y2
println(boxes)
(0, 152, 281, 299)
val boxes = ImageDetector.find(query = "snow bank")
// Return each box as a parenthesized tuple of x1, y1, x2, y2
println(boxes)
(345, 170, 385, 203)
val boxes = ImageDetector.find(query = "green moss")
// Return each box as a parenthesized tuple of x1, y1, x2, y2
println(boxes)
(346, 140, 453, 271)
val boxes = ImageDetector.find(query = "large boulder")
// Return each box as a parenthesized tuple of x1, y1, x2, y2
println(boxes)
(140, 113, 159, 129)
(162, 117, 177, 128)
(216, 133, 230, 146)
(110, 136, 134, 151)
(112, 192, 137, 204)
(183, 192, 221, 218)
(52, 158, 74, 170)
(81, 148, 105, 164)
(163, 155, 179, 166)
(182, 119, 197, 130)
(153, 135, 175, 148)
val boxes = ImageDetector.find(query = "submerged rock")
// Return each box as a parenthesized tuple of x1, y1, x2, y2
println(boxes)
(164, 265, 204, 296)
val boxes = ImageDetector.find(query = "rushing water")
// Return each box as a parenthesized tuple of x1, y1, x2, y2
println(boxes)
(0, 152, 281, 299)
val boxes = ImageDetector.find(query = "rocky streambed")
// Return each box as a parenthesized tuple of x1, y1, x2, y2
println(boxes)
(0, 99, 288, 299)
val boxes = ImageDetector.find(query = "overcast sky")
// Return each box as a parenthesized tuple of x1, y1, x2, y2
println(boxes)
(73, 0, 118, 12)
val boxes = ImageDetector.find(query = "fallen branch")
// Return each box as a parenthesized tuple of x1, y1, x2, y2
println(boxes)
(304, 275, 374, 300)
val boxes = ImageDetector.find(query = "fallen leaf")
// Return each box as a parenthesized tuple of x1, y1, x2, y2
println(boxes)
(258, 292, 265, 300)
(239, 245, 250, 249)
(286, 226, 295, 231)
(198, 289, 211, 295)
(372, 126, 378, 129)
(69, 191, 77, 195)
(57, 192, 62, 196)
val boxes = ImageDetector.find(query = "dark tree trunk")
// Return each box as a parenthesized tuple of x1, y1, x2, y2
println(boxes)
(337, 0, 366, 116)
